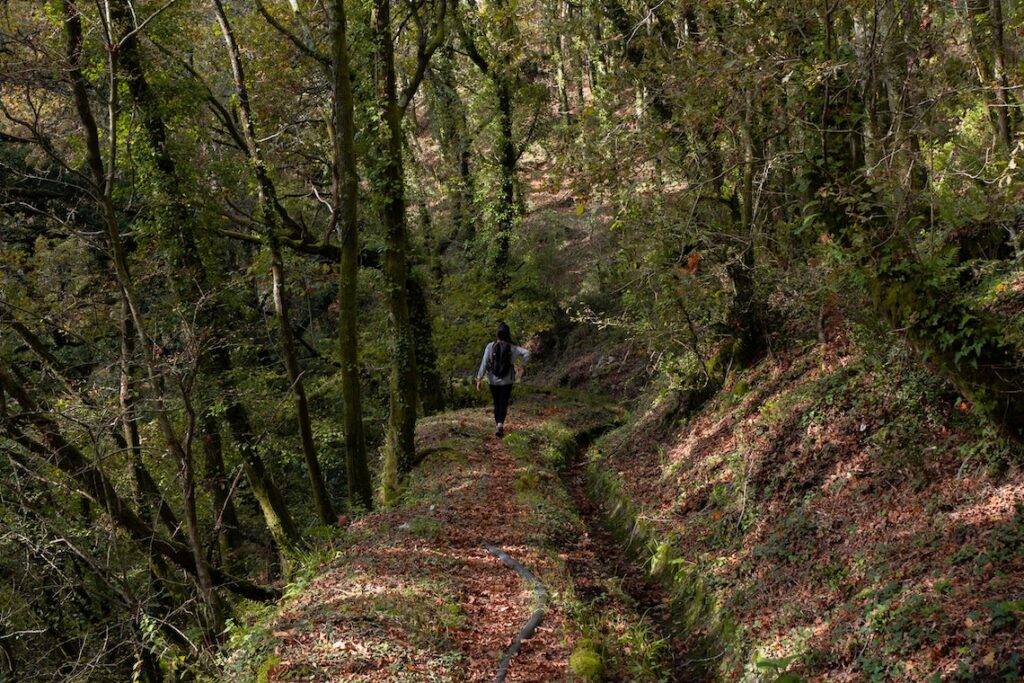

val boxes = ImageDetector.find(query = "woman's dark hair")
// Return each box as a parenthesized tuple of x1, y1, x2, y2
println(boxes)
(495, 321, 513, 344)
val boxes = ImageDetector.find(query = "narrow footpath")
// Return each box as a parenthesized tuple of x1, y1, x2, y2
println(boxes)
(238, 388, 685, 682)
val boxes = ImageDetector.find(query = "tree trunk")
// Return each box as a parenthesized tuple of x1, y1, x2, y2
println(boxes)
(118, 294, 182, 538)
(179, 392, 226, 636)
(554, 2, 572, 126)
(270, 240, 336, 524)
(200, 411, 241, 566)
(331, 0, 374, 511)
(990, 0, 1013, 149)
(408, 273, 446, 414)
(454, 0, 518, 283)
(221, 390, 302, 544)
(896, 2, 929, 200)
(964, 0, 1013, 149)
(724, 115, 764, 371)
(494, 76, 516, 285)
(374, 0, 420, 505)
(426, 45, 476, 248)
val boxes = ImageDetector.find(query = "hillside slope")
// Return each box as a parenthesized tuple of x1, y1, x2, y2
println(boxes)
(590, 338, 1024, 681)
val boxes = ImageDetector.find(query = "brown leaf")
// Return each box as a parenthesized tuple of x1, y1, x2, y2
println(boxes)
(687, 251, 702, 273)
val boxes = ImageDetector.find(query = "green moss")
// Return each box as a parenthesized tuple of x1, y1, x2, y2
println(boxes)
(503, 431, 532, 460)
(648, 540, 674, 578)
(439, 599, 465, 632)
(732, 380, 750, 398)
(515, 468, 542, 492)
(569, 647, 605, 681)
(405, 515, 443, 539)
(256, 656, 280, 683)
(583, 454, 745, 678)
(538, 420, 576, 470)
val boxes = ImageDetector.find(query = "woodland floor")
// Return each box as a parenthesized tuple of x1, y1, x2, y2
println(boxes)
(224, 341, 1024, 682)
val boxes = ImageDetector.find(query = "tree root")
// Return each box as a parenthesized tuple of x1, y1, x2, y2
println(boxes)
(484, 543, 549, 683)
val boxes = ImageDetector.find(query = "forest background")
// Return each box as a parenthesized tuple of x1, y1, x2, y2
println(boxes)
(1, 0, 1023, 679)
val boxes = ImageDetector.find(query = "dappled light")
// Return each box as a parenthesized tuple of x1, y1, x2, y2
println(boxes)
(2, 0, 1022, 680)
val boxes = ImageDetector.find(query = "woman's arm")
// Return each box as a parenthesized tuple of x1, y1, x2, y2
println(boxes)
(476, 343, 492, 390)
(477, 343, 493, 380)
(514, 346, 530, 379)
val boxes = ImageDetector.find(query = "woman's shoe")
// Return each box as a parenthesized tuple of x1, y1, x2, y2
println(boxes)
(495, 423, 504, 438)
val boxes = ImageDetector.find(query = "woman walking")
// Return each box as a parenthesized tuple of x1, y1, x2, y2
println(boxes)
(475, 322, 530, 437)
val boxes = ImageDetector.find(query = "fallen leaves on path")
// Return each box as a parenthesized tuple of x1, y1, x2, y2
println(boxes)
(254, 408, 575, 682)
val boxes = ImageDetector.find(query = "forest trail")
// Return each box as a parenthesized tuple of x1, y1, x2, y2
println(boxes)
(8, 0, 1024, 678)
(244, 388, 675, 682)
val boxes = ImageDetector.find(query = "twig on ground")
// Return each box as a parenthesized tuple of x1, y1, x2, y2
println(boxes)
(484, 543, 549, 683)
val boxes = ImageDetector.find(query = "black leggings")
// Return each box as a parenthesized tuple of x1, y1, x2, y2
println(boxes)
(488, 383, 513, 424)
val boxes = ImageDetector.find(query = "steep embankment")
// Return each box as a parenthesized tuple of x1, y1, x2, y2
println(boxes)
(588, 339, 1024, 681)
(220, 388, 687, 682)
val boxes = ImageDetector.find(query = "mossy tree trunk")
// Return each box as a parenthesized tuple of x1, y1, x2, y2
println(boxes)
(408, 273, 446, 414)
(374, 0, 446, 501)
(375, 0, 420, 504)
(455, 0, 520, 289)
(494, 77, 516, 285)
(425, 45, 477, 248)
(270, 240, 337, 525)
(331, 0, 374, 511)
(965, 0, 1016, 149)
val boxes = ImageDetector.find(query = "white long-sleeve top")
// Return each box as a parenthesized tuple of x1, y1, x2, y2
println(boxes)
(476, 341, 530, 386)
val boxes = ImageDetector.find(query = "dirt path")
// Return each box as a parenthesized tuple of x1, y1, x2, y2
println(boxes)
(432, 417, 573, 681)
(242, 392, 682, 682)
(238, 368, 1024, 683)
(254, 407, 577, 682)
